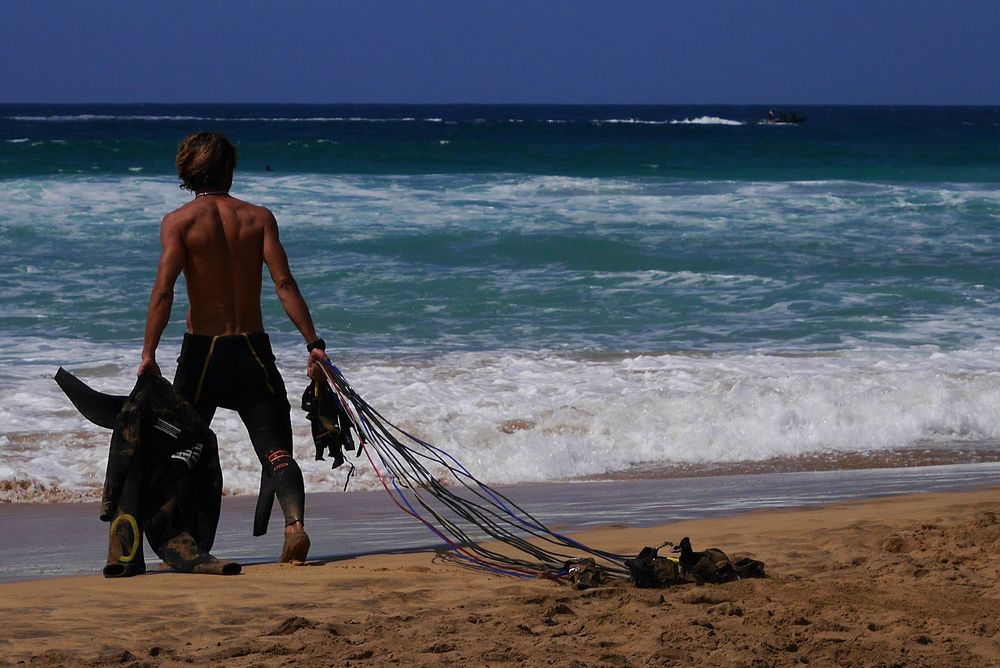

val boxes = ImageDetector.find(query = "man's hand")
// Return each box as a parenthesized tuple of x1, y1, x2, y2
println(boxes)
(137, 355, 162, 378)
(307, 347, 329, 379)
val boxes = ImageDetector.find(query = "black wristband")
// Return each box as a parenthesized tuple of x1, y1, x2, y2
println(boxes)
(306, 338, 326, 352)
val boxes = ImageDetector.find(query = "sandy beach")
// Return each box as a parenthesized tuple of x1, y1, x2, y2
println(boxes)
(2, 486, 998, 667)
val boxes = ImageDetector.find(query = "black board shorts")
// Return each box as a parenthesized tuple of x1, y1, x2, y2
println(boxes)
(173, 332, 290, 414)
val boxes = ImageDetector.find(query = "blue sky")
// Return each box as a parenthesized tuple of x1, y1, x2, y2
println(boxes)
(2, 1, 998, 104)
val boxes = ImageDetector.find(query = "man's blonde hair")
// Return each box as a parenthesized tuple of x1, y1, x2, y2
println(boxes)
(175, 132, 238, 191)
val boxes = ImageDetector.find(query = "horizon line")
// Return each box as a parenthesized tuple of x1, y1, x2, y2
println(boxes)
(2, 101, 1000, 108)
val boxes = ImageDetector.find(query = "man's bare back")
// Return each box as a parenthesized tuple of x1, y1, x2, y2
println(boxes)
(165, 194, 272, 336)
(139, 193, 323, 378)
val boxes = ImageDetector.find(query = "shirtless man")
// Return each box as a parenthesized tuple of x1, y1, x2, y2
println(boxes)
(138, 132, 324, 563)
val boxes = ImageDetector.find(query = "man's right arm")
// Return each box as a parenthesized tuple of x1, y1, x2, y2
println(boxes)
(138, 214, 186, 377)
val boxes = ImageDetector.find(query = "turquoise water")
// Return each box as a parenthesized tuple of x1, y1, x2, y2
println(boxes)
(1, 105, 999, 501)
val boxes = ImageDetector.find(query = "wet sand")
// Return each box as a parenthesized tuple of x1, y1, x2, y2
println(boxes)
(2, 485, 999, 666)
(4, 461, 1000, 582)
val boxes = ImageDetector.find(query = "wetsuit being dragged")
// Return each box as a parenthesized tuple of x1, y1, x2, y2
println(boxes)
(138, 132, 327, 563)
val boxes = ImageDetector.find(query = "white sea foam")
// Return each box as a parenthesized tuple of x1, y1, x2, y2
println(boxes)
(670, 116, 744, 126)
(8, 115, 209, 122)
(8, 114, 746, 127)
(591, 117, 744, 126)
(0, 176, 182, 225)
(7, 115, 443, 124)
(596, 118, 672, 125)
(2, 342, 1000, 502)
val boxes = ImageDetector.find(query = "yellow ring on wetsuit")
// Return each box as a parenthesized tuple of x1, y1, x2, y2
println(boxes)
(109, 513, 141, 563)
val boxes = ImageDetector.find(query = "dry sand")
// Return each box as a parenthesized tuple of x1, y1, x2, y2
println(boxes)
(2, 487, 998, 667)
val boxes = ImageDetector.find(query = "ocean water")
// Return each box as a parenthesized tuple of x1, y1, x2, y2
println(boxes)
(1, 104, 999, 502)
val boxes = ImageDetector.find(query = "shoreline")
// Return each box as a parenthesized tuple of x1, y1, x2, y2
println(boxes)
(3, 460, 1000, 584)
(5, 441, 1000, 504)
(2, 485, 998, 666)
(586, 442, 1000, 480)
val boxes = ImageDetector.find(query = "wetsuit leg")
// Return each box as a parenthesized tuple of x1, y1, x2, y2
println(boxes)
(238, 398, 305, 526)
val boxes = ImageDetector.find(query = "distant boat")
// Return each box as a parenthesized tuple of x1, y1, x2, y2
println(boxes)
(759, 110, 807, 125)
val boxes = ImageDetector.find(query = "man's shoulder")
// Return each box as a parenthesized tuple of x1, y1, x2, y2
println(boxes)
(237, 200, 278, 228)
(161, 201, 198, 228)
(241, 198, 275, 217)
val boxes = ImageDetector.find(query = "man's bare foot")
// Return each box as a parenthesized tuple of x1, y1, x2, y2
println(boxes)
(280, 522, 310, 563)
